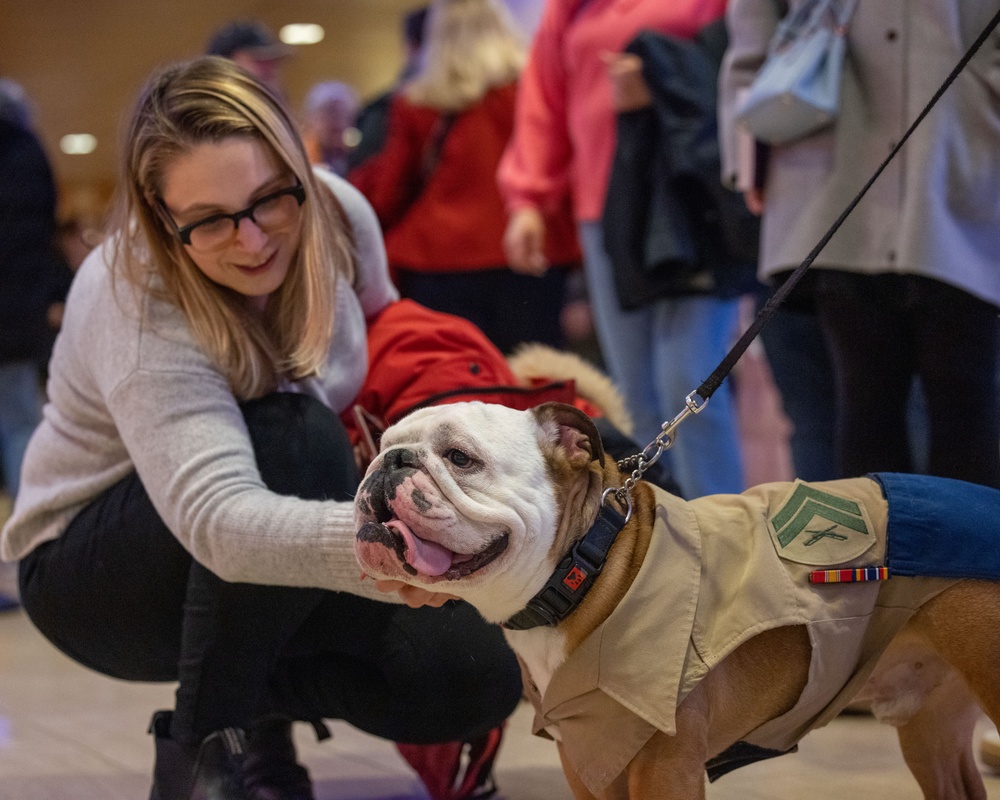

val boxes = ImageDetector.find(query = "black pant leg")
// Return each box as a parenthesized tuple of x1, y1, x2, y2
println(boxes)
(21, 392, 521, 745)
(814, 273, 915, 477)
(266, 594, 521, 744)
(907, 276, 1000, 487)
(18, 470, 191, 681)
(19, 393, 359, 729)
(491, 267, 569, 353)
(396, 267, 569, 355)
(170, 393, 360, 742)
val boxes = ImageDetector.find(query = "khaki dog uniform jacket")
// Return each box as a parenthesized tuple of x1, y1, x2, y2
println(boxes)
(521, 477, 955, 796)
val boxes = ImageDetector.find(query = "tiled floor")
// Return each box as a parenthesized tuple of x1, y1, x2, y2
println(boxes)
(1, 598, 999, 800)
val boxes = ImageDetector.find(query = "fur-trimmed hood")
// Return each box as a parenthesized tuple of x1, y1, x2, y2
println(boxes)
(507, 343, 633, 437)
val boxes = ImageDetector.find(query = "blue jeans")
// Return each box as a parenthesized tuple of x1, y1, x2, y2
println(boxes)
(0, 360, 43, 497)
(578, 222, 745, 498)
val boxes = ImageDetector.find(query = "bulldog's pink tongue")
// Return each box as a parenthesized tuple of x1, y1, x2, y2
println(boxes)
(385, 520, 453, 576)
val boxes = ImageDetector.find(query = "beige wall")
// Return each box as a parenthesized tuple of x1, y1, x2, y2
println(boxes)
(1, 0, 540, 226)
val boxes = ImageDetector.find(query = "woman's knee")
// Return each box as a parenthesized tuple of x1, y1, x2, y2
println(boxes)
(388, 604, 522, 734)
(240, 393, 358, 501)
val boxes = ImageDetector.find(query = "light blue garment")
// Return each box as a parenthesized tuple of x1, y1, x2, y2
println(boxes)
(720, 0, 1000, 311)
(876, 472, 1000, 581)
(0, 360, 43, 498)
(578, 222, 745, 498)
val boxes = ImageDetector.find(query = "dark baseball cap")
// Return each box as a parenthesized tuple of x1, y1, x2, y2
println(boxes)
(404, 6, 429, 48)
(205, 20, 294, 60)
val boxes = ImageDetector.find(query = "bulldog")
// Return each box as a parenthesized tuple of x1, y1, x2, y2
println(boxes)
(354, 401, 1000, 800)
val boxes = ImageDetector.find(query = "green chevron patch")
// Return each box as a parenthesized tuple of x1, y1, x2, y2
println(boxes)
(768, 480, 877, 566)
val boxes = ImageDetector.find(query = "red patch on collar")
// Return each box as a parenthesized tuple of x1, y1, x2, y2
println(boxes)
(563, 565, 588, 591)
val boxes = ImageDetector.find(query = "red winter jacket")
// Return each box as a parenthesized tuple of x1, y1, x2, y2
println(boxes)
(348, 84, 579, 274)
(341, 300, 602, 466)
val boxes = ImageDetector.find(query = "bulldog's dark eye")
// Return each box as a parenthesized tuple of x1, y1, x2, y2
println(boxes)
(445, 448, 473, 467)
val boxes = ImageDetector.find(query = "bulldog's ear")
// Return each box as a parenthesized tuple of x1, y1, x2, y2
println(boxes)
(532, 402, 605, 467)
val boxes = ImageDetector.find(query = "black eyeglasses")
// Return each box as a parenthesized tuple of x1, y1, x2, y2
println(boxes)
(158, 182, 307, 252)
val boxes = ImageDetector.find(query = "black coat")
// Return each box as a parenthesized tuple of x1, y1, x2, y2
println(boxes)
(0, 119, 71, 364)
(602, 23, 761, 311)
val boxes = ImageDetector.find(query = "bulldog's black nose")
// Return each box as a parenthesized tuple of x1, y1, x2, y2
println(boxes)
(383, 447, 420, 471)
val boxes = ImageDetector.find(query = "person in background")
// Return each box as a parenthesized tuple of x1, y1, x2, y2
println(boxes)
(0, 79, 72, 612)
(301, 81, 360, 176)
(56, 216, 98, 273)
(42, 217, 93, 357)
(722, 2, 1000, 765)
(206, 19, 293, 99)
(350, 0, 580, 356)
(498, 0, 746, 498)
(718, 0, 1000, 489)
(348, 5, 429, 170)
(0, 57, 520, 800)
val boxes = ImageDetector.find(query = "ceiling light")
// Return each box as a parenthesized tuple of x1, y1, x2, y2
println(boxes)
(60, 134, 97, 155)
(279, 24, 324, 45)
(343, 127, 362, 148)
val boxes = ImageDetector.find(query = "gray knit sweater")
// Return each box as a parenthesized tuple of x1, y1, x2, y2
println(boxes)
(0, 171, 400, 599)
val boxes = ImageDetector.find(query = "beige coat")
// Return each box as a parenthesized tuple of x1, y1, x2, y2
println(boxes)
(522, 478, 955, 796)
(718, 0, 1000, 308)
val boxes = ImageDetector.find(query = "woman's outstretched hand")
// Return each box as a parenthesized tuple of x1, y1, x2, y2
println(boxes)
(374, 579, 460, 608)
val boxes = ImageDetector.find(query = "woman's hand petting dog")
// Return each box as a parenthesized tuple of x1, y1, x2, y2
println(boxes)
(374, 579, 460, 608)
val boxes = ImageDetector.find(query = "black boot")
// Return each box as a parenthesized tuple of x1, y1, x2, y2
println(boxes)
(148, 710, 249, 800)
(241, 716, 315, 800)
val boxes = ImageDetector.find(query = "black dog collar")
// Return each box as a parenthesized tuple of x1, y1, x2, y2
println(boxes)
(502, 503, 627, 631)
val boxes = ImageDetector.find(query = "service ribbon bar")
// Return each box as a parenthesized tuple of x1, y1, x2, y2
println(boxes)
(809, 566, 890, 585)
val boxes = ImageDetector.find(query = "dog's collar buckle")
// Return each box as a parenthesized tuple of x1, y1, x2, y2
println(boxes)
(502, 502, 627, 631)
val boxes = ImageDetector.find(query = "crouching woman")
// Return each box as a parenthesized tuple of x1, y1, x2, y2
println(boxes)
(0, 56, 520, 800)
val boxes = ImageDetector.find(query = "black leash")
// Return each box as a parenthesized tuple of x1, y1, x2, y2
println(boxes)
(696, 4, 1000, 405)
(611, 3, 1000, 500)
(518, 7, 1000, 625)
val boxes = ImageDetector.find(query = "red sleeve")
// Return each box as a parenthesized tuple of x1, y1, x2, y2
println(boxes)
(496, 0, 575, 213)
(347, 95, 432, 230)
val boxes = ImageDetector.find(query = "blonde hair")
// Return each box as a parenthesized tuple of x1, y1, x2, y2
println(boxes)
(404, 0, 525, 111)
(108, 56, 355, 399)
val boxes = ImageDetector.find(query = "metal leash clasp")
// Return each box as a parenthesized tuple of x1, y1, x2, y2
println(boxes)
(613, 391, 709, 506)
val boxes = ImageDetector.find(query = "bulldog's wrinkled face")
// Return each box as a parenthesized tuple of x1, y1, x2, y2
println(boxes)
(354, 402, 603, 622)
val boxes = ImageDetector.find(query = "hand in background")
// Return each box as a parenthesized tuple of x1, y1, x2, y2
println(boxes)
(503, 207, 548, 276)
(603, 51, 652, 112)
(743, 187, 765, 216)
(47, 301, 65, 329)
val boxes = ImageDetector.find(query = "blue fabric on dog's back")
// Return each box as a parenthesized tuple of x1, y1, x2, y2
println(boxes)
(874, 472, 1000, 581)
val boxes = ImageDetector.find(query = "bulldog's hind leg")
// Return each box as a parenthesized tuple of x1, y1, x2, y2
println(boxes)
(887, 580, 1000, 800)
(911, 581, 1000, 724)
(894, 671, 985, 800)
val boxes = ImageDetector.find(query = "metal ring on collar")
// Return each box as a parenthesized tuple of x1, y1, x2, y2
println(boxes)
(602, 486, 633, 524)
